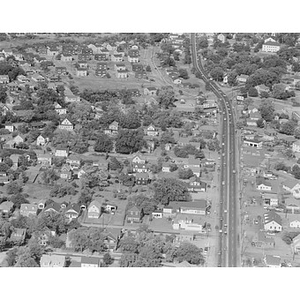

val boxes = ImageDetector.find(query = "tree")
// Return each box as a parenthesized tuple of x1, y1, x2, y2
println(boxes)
(256, 118, 265, 128)
(274, 162, 290, 172)
(157, 87, 176, 109)
(115, 129, 146, 154)
(160, 131, 175, 146)
(94, 134, 113, 153)
(272, 83, 289, 100)
(0, 85, 8, 103)
(210, 67, 224, 81)
(6, 181, 22, 194)
(227, 70, 238, 86)
(292, 164, 300, 179)
(119, 236, 139, 253)
(248, 87, 258, 97)
(109, 157, 122, 171)
(178, 168, 194, 180)
(178, 69, 189, 79)
(259, 100, 275, 122)
(146, 65, 151, 72)
(153, 178, 190, 205)
(280, 120, 297, 135)
(260, 91, 269, 98)
(39, 168, 59, 186)
(173, 242, 205, 265)
(103, 252, 114, 266)
(120, 253, 138, 267)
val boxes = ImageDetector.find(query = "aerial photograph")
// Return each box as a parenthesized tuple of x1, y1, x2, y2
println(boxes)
(0, 31, 300, 269)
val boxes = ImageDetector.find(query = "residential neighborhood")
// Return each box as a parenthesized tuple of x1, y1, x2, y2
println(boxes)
(1, 31, 300, 269)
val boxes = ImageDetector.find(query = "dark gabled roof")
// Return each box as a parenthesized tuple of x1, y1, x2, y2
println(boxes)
(44, 202, 61, 213)
(264, 211, 282, 226)
(81, 256, 100, 265)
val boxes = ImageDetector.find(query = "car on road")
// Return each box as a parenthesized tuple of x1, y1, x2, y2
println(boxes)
(222, 153, 225, 156)
(224, 223, 227, 228)
(224, 230, 227, 235)
(219, 229, 223, 233)
(222, 181, 225, 185)
(150, 79, 155, 82)
(233, 170, 236, 173)
(224, 210, 227, 213)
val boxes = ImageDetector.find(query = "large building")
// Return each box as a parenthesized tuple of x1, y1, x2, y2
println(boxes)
(262, 41, 281, 53)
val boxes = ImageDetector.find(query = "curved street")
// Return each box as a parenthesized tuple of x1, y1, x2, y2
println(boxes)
(190, 33, 239, 267)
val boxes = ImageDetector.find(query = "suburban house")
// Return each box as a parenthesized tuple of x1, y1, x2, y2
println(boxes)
(262, 193, 279, 207)
(78, 61, 88, 68)
(54, 103, 66, 116)
(66, 155, 81, 169)
(55, 66, 67, 75)
(111, 54, 123, 62)
(252, 231, 275, 249)
(20, 203, 38, 217)
(43, 202, 61, 214)
(127, 206, 143, 223)
(132, 163, 148, 173)
(217, 33, 226, 43)
(290, 218, 300, 228)
(87, 200, 102, 218)
(55, 147, 69, 157)
(292, 234, 300, 254)
(58, 118, 74, 131)
(144, 86, 158, 96)
(37, 152, 52, 165)
(292, 140, 300, 153)
(135, 172, 149, 185)
(104, 121, 119, 136)
(237, 74, 249, 84)
(5, 124, 15, 132)
(36, 134, 48, 146)
(264, 255, 281, 268)
(188, 178, 207, 192)
(60, 165, 72, 180)
(127, 51, 139, 63)
(81, 257, 100, 267)
(132, 63, 143, 72)
(61, 54, 73, 62)
(76, 67, 88, 77)
(40, 254, 66, 267)
(146, 124, 159, 136)
(282, 179, 300, 199)
(162, 163, 171, 173)
(179, 200, 208, 215)
(263, 211, 282, 232)
(262, 41, 281, 53)
(114, 63, 126, 71)
(172, 213, 203, 232)
(10, 228, 26, 245)
(64, 88, 80, 103)
(243, 139, 263, 149)
(132, 155, 146, 165)
(116, 69, 128, 79)
(256, 177, 272, 191)
(0, 201, 14, 215)
(0, 75, 9, 84)
(64, 203, 81, 220)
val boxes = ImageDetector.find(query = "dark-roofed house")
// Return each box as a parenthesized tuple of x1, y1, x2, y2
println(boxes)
(81, 256, 100, 267)
(188, 178, 207, 192)
(10, 228, 26, 245)
(144, 86, 157, 96)
(282, 178, 300, 199)
(127, 206, 143, 223)
(20, 203, 38, 217)
(135, 172, 149, 185)
(252, 231, 275, 249)
(0, 201, 14, 215)
(179, 200, 208, 215)
(64, 203, 80, 221)
(264, 255, 281, 267)
(43, 202, 61, 214)
(264, 211, 282, 232)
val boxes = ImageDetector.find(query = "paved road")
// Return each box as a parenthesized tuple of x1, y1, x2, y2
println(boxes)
(190, 34, 239, 267)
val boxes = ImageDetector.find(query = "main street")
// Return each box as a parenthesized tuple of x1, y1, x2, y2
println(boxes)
(190, 33, 239, 267)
